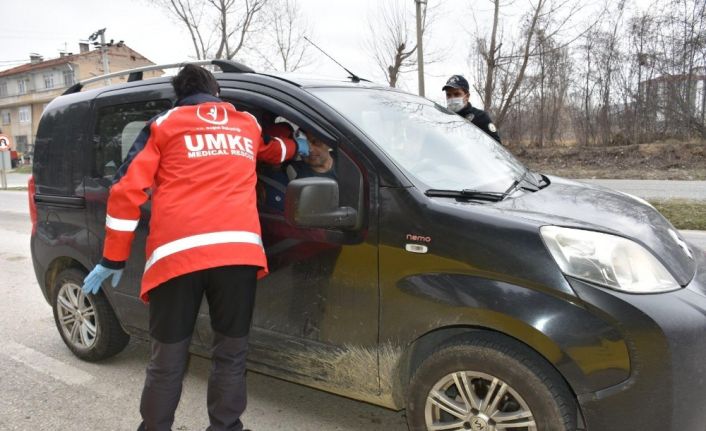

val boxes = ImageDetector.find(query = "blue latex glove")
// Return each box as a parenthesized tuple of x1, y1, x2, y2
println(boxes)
(82, 264, 123, 295)
(295, 135, 309, 157)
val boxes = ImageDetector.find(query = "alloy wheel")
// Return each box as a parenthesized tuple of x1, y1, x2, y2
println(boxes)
(56, 282, 98, 349)
(425, 370, 536, 431)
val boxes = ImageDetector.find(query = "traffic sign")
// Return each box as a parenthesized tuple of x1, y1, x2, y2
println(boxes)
(0, 134, 10, 152)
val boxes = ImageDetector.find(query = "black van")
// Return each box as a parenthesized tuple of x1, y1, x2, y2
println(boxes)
(30, 60, 706, 431)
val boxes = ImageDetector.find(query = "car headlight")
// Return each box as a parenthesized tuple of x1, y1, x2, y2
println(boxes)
(540, 226, 681, 293)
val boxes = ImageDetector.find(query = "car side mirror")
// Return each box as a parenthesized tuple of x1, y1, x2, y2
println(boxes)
(285, 177, 359, 229)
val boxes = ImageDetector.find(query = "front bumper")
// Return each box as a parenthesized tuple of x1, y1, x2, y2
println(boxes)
(569, 246, 706, 431)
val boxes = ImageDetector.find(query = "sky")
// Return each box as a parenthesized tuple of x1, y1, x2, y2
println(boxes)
(0, 0, 653, 105)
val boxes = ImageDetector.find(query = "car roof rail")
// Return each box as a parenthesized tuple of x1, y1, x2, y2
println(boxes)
(62, 59, 255, 95)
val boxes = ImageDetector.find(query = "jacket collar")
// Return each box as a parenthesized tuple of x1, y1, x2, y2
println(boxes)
(176, 93, 223, 106)
(457, 103, 475, 117)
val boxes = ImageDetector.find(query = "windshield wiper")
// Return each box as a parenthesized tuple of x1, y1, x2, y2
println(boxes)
(425, 189, 506, 202)
(504, 169, 539, 196)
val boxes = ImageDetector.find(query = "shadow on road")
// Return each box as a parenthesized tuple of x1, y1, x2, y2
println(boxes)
(101, 337, 407, 430)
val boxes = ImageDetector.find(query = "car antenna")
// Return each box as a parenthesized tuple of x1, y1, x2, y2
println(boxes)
(304, 36, 364, 83)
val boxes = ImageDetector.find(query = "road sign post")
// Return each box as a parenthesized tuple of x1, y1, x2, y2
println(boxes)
(0, 134, 11, 190)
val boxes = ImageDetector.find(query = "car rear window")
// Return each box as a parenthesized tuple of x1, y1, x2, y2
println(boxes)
(92, 100, 172, 179)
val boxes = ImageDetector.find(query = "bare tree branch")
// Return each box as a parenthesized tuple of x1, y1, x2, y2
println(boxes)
(158, 0, 269, 60)
(364, 0, 440, 87)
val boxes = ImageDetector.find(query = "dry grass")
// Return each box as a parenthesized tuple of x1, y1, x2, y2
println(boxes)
(12, 165, 32, 174)
(514, 140, 706, 180)
(650, 199, 706, 230)
(535, 167, 706, 180)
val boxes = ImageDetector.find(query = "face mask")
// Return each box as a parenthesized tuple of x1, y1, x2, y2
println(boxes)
(446, 97, 465, 112)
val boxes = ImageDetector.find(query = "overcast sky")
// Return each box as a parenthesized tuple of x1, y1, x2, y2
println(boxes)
(0, 0, 653, 104)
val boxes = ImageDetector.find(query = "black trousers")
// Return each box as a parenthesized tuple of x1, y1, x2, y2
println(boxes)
(138, 265, 258, 431)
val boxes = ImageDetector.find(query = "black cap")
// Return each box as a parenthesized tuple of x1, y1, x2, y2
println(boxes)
(442, 75, 469, 92)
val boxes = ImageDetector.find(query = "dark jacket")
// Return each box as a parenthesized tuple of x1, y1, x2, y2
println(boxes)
(458, 104, 501, 143)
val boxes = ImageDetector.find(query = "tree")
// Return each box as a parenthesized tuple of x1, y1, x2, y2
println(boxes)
(531, 30, 572, 146)
(158, 0, 269, 60)
(471, 0, 586, 129)
(160, 0, 211, 60)
(595, 0, 627, 145)
(365, 0, 437, 88)
(251, 0, 312, 72)
(571, 27, 599, 146)
(618, 10, 659, 144)
(655, 0, 706, 138)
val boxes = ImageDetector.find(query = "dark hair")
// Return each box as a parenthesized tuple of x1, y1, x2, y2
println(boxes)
(171, 64, 220, 99)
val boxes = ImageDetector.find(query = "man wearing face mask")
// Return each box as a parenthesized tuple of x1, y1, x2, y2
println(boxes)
(442, 74, 501, 143)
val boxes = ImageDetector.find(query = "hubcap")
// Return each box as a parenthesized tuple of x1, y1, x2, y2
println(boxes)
(425, 371, 536, 431)
(56, 282, 98, 348)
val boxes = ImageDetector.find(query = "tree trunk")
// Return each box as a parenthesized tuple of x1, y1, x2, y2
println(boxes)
(496, 0, 544, 127)
(483, 0, 500, 110)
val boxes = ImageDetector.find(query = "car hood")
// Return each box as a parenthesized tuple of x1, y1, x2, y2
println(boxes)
(491, 175, 696, 286)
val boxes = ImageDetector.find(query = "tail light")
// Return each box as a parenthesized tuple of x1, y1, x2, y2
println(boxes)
(28, 175, 37, 234)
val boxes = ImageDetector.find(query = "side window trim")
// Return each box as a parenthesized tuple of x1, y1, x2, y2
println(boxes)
(220, 88, 336, 143)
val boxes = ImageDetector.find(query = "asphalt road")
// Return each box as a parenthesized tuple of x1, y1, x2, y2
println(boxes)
(5, 172, 706, 201)
(2, 184, 705, 431)
(0, 190, 407, 430)
(2, 171, 31, 188)
(578, 179, 706, 201)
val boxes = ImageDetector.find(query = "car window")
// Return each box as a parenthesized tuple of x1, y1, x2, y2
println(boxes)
(224, 98, 364, 221)
(92, 100, 171, 179)
(121, 121, 146, 159)
(311, 88, 525, 194)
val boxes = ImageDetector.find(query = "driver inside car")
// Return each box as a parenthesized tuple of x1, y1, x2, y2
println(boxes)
(288, 131, 337, 180)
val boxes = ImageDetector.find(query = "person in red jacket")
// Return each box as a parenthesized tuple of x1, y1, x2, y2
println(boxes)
(81, 64, 302, 431)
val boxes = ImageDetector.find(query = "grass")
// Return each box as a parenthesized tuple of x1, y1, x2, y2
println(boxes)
(537, 167, 706, 180)
(12, 165, 32, 174)
(650, 199, 706, 230)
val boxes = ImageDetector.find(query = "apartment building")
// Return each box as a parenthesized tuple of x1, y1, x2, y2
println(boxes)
(0, 43, 161, 158)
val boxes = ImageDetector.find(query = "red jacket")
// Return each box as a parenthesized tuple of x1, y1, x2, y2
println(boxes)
(100, 93, 297, 302)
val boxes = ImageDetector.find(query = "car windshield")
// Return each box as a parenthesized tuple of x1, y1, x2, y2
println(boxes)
(311, 87, 526, 193)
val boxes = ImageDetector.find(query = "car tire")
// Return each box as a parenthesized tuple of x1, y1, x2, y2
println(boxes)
(51, 268, 130, 361)
(406, 333, 576, 431)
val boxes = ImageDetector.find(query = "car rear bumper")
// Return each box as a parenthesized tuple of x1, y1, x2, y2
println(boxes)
(30, 235, 50, 303)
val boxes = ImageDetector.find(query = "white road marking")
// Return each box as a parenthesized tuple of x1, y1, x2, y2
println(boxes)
(2, 341, 94, 386)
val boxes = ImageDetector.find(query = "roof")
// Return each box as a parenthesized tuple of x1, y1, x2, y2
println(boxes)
(0, 44, 153, 79)
(0, 55, 78, 78)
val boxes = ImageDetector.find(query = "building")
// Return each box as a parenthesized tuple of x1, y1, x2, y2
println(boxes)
(641, 67, 706, 133)
(0, 43, 162, 159)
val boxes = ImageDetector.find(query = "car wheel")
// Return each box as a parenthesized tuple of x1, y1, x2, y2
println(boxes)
(406, 333, 576, 431)
(52, 268, 130, 361)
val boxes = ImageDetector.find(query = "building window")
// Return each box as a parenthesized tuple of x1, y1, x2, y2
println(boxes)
(17, 79, 27, 95)
(18, 106, 31, 123)
(44, 73, 55, 89)
(1, 110, 10, 125)
(63, 69, 74, 86)
(0, 82, 7, 97)
(14, 135, 28, 153)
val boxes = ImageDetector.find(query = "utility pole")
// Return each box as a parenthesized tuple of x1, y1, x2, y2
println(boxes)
(415, 0, 426, 97)
(89, 28, 111, 85)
